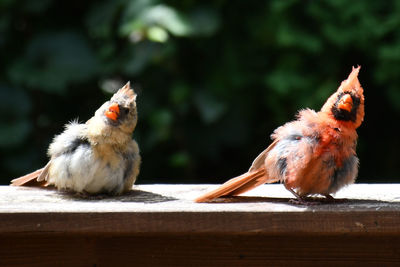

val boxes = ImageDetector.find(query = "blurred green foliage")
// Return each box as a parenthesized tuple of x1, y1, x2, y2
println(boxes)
(1, 0, 399, 184)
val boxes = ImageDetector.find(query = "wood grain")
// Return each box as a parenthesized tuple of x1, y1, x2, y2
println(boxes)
(1, 234, 399, 267)
(1, 184, 399, 266)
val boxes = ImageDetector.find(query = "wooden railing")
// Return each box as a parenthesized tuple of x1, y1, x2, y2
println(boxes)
(1, 184, 399, 266)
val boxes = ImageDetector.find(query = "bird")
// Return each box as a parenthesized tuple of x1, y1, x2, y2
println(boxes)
(195, 66, 364, 204)
(11, 82, 141, 196)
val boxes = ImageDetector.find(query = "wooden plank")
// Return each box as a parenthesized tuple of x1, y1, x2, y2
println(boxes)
(1, 210, 400, 235)
(1, 184, 400, 235)
(1, 234, 399, 267)
(2, 184, 400, 213)
(0, 184, 399, 266)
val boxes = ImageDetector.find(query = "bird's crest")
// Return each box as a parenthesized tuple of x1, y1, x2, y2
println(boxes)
(321, 66, 364, 128)
(112, 82, 137, 103)
(337, 66, 363, 96)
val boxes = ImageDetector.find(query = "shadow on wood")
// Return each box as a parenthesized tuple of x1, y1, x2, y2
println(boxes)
(1, 184, 399, 266)
(209, 195, 396, 205)
(58, 189, 177, 203)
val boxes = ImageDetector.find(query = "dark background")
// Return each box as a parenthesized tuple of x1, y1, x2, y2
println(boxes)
(1, 0, 399, 185)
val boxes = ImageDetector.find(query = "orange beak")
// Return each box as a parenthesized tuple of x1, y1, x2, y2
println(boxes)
(104, 103, 120, 121)
(337, 94, 353, 112)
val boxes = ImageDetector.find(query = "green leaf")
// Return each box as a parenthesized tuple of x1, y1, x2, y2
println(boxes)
(8, 32, 98, 93)
(147, 26, 169, 42)
(143, 5, 192, 36)
(119, 0, 157, 36)
(120, 4, 220, 40)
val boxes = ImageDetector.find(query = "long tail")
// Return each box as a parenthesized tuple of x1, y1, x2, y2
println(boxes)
(195, 168, 268, 203)
(11, 168, 44, 186)
(10, 162, 51, 187)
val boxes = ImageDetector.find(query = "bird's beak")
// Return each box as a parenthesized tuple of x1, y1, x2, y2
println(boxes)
(337, 94, 353, 112)
(104, 103, 120, 121)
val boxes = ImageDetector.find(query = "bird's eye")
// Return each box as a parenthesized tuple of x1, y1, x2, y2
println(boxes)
(121, 107, 130, 115)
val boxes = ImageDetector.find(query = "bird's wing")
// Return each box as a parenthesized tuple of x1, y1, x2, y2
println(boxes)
(248, 139, 278, 172)
(10, 161, 51, 187)
(37, 161, 51, 182)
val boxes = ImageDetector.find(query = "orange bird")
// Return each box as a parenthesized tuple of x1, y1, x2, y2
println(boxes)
(196, 66, 364, 204)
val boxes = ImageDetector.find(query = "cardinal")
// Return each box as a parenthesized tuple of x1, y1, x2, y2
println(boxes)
(196, 66, 364, 204)
(11, 82, 141, 195)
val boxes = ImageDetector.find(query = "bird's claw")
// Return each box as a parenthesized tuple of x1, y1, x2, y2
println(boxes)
(289, 198, 322, 206)
(289, 195, 347, 205)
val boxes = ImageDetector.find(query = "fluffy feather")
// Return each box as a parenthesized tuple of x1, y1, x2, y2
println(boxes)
(11, 82, 141, 195)
(196, 66, 364, 203)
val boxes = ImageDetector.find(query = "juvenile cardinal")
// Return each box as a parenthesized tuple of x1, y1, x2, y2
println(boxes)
(196, 66, 364, 204)
(11, 82, 141, 195)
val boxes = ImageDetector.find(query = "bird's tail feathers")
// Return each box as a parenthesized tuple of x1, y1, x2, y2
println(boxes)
(195, 168, 268, 203)
(10, 162, 51, 187)
(11, 169, 44, 186)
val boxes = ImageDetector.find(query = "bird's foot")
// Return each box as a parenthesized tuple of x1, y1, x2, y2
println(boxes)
(286, 187, 322, 205)
(285, 186, 346, 205)
(289, 197, 322, 206)
(289, 195, 347, 205)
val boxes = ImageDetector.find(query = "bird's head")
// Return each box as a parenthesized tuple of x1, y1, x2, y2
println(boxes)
(321, 66, 364, 128)
(98, 82, 138, 133)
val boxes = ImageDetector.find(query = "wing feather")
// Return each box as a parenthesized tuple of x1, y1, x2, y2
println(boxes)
(10, 161, 51, 187)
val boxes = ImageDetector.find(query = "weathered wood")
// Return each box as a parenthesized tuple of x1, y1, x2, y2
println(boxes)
(1, 235, 399, 267)
(1, 184, 400, 266)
